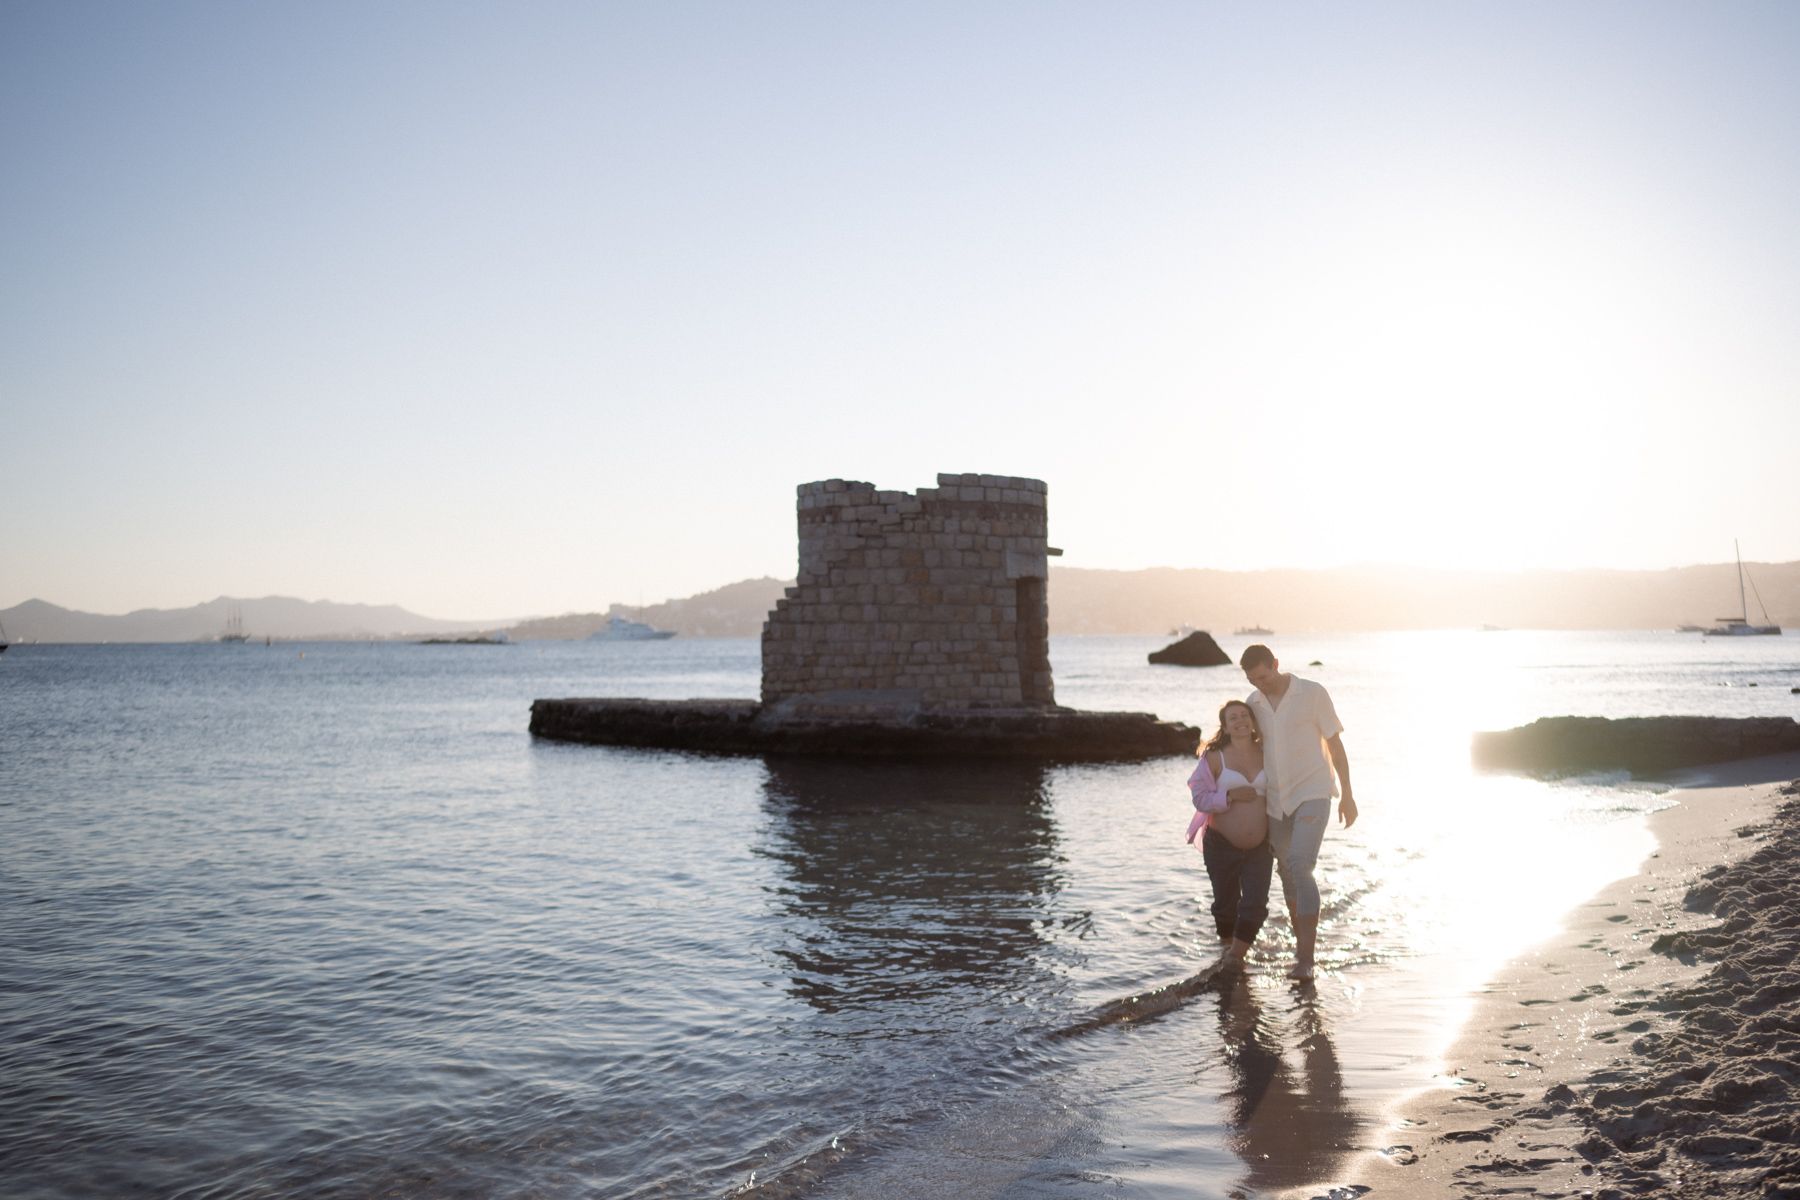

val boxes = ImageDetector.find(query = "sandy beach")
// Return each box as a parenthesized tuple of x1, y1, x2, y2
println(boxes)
(1351, 753, 1800, 1200)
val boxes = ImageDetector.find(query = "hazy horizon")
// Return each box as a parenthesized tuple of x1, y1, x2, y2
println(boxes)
(8, 556, 1795, 629)
(6, 3, 1798, 616)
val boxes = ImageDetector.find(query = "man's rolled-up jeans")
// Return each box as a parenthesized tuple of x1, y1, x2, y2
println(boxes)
(1268, 798, 1330, 918)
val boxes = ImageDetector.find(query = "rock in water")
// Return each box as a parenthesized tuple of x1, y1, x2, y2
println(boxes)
(1472, 715, 1800, 775)
(1148, 631, 1231, 667)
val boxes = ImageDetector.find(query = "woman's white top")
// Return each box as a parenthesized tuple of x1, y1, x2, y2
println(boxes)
(1216, 765, 1267, 796)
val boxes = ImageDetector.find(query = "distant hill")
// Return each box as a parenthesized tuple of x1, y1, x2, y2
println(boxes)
(0, 596, 507, 643)
(501, 562, 1800, 639)
(7, 560, 1795, 643)
(507, 577, 793, 640)
(1046, 561, 1800, 633)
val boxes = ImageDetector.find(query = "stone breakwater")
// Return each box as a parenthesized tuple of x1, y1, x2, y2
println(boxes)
(528, 698, 1199, 761)
(529, 471, 1204, 763)
(1473, 716, 1800, 776)
(1535, 781, 1800, 1197)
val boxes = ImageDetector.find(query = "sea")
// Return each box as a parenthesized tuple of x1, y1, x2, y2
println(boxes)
(3, 631, 1798, 1199)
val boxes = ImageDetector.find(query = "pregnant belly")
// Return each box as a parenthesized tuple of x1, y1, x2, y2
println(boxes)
(1211, 801, 1268, 850)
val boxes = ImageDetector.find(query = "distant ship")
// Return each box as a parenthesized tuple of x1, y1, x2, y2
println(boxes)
(589, 615, 677, 641)
(1233, 625, 1273, 637)
(1703, 542, 1781, 637)
(219, 606, 250, 643)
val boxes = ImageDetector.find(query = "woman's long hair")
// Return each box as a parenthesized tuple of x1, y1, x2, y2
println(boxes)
(1199, 699, 1261, 756)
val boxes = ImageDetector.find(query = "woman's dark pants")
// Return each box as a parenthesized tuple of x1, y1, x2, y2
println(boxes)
(1202, 828, 1273, 945)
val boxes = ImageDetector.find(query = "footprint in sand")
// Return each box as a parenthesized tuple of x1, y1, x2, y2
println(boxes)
(1465, 1155, 1573, 1174)
(1491, 1057, 1543, 1078)
(1591, 1015, 1655, 1044)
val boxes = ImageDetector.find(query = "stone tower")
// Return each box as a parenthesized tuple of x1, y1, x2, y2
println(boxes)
(760, 473, 1058, 710)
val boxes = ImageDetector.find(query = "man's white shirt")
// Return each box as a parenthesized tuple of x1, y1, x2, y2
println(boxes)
(1247, 676, 1344, 819)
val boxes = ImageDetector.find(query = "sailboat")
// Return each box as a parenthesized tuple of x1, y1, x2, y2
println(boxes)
(219, 605, 250, 643)
(1703, 542, 1781, 637)
(0, 618, 9, 653)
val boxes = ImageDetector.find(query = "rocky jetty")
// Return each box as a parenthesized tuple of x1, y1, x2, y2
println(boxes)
(1472, 716, 1800, 775)
(1147, 631, 1231, 667)
(529, 697, 1199, 761)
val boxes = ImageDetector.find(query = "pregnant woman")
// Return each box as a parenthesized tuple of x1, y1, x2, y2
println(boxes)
(1185, 699, 1271, 967)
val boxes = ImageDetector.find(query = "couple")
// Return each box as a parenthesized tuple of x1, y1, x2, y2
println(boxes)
(1184, 644, 1357, 981)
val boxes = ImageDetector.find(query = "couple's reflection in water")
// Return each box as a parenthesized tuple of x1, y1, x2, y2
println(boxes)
(755, 757, 1362, 1196)
(1212, 972, 1361, 1197)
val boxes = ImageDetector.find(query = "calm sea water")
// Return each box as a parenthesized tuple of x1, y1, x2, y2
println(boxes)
(3, 632, 1797, 1199)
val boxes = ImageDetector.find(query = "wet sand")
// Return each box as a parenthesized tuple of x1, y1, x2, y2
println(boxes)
(1351, 753, 1800, 1200)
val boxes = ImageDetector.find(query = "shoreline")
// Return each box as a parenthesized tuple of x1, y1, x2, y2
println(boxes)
(1346, 751, 1800, 1199)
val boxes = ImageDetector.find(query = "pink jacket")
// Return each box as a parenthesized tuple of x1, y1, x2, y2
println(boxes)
(1185, 752, 1230, 845)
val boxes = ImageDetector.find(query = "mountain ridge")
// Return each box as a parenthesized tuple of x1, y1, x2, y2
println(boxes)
(0, 595, 510, 643)
(5, 561, 1795, 642)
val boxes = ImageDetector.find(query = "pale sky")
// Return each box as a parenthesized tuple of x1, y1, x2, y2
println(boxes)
(4, 2, 1797, 618)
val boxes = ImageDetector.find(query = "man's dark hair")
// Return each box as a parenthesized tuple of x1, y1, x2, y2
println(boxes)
(1239, 643, 1275, 670)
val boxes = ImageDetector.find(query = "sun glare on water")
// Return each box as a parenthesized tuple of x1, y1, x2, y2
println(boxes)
(1346, 633, 1663, 993)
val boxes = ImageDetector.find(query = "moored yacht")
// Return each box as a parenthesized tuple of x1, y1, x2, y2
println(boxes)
(588, 614, 677, 641)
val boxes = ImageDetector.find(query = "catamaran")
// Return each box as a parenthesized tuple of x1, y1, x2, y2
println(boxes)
(1703, 542, 1781, 637)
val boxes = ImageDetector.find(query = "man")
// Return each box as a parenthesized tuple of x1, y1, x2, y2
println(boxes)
(1240, 643, 1356, 980)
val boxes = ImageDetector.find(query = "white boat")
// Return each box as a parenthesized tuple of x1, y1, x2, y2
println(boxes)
(589, 615, 677, 641)
(1703, 542, 1780, 637)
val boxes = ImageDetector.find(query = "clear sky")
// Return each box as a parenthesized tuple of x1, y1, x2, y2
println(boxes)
(4, 2, 1797, 618)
